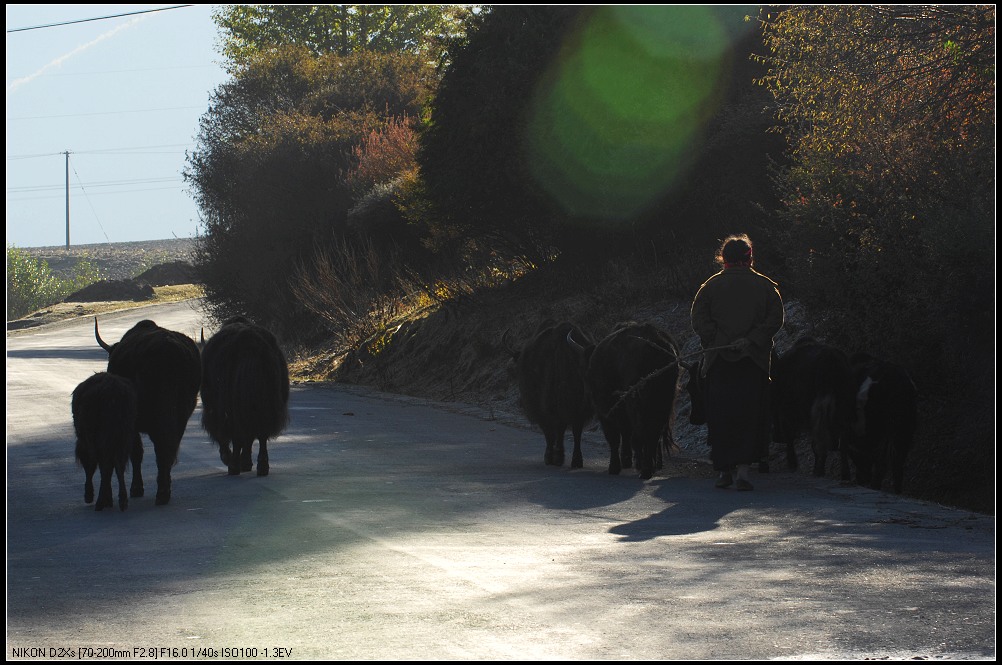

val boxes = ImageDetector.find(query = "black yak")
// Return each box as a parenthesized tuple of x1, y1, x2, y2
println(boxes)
(848, 352, 918, 494)
(72, 372, 138, 512)
(771, 337, 856, 479)
(200, 316, 289, 476)
(507, 321, 594, 468)
(570, 321, 681, 480)
(95, 317, 202, 505)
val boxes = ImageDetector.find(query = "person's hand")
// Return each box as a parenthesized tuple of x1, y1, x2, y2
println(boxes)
(731, 337, 752, 353)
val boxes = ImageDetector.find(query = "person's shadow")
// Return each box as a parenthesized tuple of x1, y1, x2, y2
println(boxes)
(608, 477, 755, 541)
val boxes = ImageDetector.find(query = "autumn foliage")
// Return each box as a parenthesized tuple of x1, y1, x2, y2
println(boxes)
(756, 5, 994, 506)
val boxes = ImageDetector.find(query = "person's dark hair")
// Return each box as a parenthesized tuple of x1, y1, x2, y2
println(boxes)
(717, 234, 754, 267)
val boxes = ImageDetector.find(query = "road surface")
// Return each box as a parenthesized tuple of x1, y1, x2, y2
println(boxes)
(6, 302, 995, 660)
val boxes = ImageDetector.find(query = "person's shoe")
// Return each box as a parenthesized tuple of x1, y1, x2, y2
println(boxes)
(736, 477, 754, 491)
(715, 472, 734, 489)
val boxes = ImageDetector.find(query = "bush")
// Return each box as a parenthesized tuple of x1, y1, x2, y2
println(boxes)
(185, 46, 436, 341)
(6, 246, 103, 320)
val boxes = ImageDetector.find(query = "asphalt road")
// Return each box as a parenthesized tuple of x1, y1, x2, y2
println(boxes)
(6, 302, 995, 661)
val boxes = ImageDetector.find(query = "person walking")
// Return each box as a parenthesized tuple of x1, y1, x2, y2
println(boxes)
(690, 234, 784, 490)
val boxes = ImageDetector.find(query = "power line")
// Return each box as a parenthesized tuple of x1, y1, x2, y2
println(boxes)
(6, 5, 194, 33)
(8, 106, 205, 121)
(9, 177, 183, 194)
(8, 186, 185, 203)
(8, 144, 193, 159)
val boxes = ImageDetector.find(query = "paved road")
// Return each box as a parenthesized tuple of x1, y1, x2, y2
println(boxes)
(6, 302, 995, 661)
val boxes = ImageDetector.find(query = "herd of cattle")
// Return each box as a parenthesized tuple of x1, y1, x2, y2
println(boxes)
(70, 312, 918, 512)
(508, 320, 919, 494)
(72, 316, 290, 511)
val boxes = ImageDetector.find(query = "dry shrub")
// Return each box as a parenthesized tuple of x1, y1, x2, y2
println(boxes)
(345, 114, 419, 195)
(291, 236, 410, 350)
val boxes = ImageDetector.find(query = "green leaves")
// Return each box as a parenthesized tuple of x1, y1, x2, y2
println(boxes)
(212, 5, 473, 69)
(6, 247, 104, 321)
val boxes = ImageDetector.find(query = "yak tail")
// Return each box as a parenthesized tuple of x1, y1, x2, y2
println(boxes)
(232, 360, 289, 441)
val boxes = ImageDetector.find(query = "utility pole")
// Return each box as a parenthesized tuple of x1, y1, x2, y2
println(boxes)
(64, 150, 70, 248)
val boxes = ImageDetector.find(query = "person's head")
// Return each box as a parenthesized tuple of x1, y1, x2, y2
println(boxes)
(717, 234, 754, 268)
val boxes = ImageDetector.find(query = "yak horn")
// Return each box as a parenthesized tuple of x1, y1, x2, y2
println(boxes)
(566, 329, 586, 354)
(94, 317, 113, 353)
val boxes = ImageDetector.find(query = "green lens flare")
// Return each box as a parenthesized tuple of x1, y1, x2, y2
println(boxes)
(526, 6, 756, 224)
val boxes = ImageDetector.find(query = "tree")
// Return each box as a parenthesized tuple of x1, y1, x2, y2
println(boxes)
(756, 5, 994, 373)
(756, 5, 995, 502)
(419, 5, 777, 268)
(418, 5, 584, 257)
(184, 46, 435, 338)
(213, 4, 474, 70)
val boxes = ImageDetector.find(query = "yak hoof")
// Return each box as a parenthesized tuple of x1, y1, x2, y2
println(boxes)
(228, 466, 241, 476)
(256, 465, 269, 477)
(155, 491, 170, 506)
(571, 456, 583, 470)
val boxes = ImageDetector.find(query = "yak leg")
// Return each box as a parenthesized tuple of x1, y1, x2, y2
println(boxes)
(256, 438, 270, 477)
(80, 449, 97, 504)
(240, 439, 253, 473)
(552, 427, 566, 467)
(809, 400, 832, 478)
(811, 432, 830, 477)
(847, 435, 874, 488)
(543, 427, 564, 466)
(151, 435, 179, 505)
(601, 420, 623, 475)
(227, 437, 246, 475)
(636, 436, 656, 481)
(620, 436, 633, 471)
(570, 423, 584, 469)
(838, 436, 853, 482)
(115, 460, 129, 511)
(619, 419, 634, 471)
(870, 437, 890, 492)
(889, 457, 904, 494)
(96, 458, 115, 511)
(129, 433, 145, 498)
(218, 439, 233, 467)
(785, 440, 798, 470)
(889, 433, 911, 494)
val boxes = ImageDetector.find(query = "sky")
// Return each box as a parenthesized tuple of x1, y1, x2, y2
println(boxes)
(6, 4, 229, 248)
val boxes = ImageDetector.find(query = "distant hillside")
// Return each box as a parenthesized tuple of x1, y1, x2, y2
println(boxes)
(20, 238, 198, 282)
